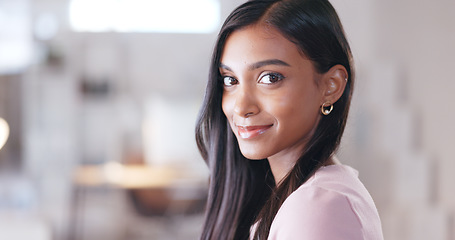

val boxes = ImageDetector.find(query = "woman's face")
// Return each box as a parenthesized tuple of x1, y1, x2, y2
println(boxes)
(220, 24, 324, 162)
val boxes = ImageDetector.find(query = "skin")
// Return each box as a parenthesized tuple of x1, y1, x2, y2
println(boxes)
(220, 24, 347, 183)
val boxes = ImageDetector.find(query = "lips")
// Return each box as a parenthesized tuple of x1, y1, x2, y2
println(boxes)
(236, 124, 273, 139)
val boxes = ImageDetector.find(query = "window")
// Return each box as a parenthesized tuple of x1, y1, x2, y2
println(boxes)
(0, 0, 32, 74)
(69, 0, 220, 33)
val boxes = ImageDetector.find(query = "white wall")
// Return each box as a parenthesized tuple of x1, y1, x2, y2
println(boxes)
(333, 0, 455, 239)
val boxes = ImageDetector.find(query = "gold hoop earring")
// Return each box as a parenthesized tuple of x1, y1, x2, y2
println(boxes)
(321, 102, 333, 115)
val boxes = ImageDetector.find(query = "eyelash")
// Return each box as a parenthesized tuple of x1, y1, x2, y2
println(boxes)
(258, 72, 285, 84)
(221, 72, 285, 87)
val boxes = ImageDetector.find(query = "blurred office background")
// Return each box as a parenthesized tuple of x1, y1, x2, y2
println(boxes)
(0, 0, 453, 239)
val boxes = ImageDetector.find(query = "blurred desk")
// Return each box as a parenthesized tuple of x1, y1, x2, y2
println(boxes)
(70, 163, 208, 240)
(73, 162, 207, 189)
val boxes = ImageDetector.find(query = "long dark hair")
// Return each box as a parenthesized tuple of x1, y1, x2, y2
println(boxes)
(195, 0, 354, 239)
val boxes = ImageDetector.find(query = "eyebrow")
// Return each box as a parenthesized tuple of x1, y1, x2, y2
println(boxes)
(219, 59, 291, 72)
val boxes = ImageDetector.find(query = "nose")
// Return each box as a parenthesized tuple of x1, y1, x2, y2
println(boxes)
(233, 85, 259, 118)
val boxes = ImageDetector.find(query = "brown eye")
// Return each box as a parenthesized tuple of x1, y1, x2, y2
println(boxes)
(223, 76, 238, 86)
(258, 73, 284, 84)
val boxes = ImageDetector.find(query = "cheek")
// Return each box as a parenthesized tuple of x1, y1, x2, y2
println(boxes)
(272, 89, 320, 125)
(221, 93, 233, 119)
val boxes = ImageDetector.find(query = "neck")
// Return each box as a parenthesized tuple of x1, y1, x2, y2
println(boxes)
(267, 151, 300, 185)
(269, 155, 340, 185)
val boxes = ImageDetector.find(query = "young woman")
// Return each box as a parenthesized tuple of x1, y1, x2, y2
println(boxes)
(195, 0, 383, 239)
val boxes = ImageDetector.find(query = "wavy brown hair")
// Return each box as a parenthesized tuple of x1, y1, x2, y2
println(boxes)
(195, 0, 354, 239)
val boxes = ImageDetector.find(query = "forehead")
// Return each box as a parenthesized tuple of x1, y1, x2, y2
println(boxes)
(221, 24, 305, 66)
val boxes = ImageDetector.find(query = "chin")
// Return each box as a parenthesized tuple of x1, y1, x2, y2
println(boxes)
(239, 147, 270, 160)
(243, 155, 266, 160)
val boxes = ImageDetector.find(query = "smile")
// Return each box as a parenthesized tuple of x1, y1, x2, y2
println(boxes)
(236, 124, 273, 139)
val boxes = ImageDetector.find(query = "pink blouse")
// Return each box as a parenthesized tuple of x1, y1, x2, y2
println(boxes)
(253, 164, 384, 240)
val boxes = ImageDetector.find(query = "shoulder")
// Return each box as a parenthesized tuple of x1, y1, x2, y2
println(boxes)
(268, 165, 383, 240)
(269, 185, 363, 240)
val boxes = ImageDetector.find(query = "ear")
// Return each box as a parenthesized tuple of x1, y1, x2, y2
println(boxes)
(319, 64, 348, 105)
